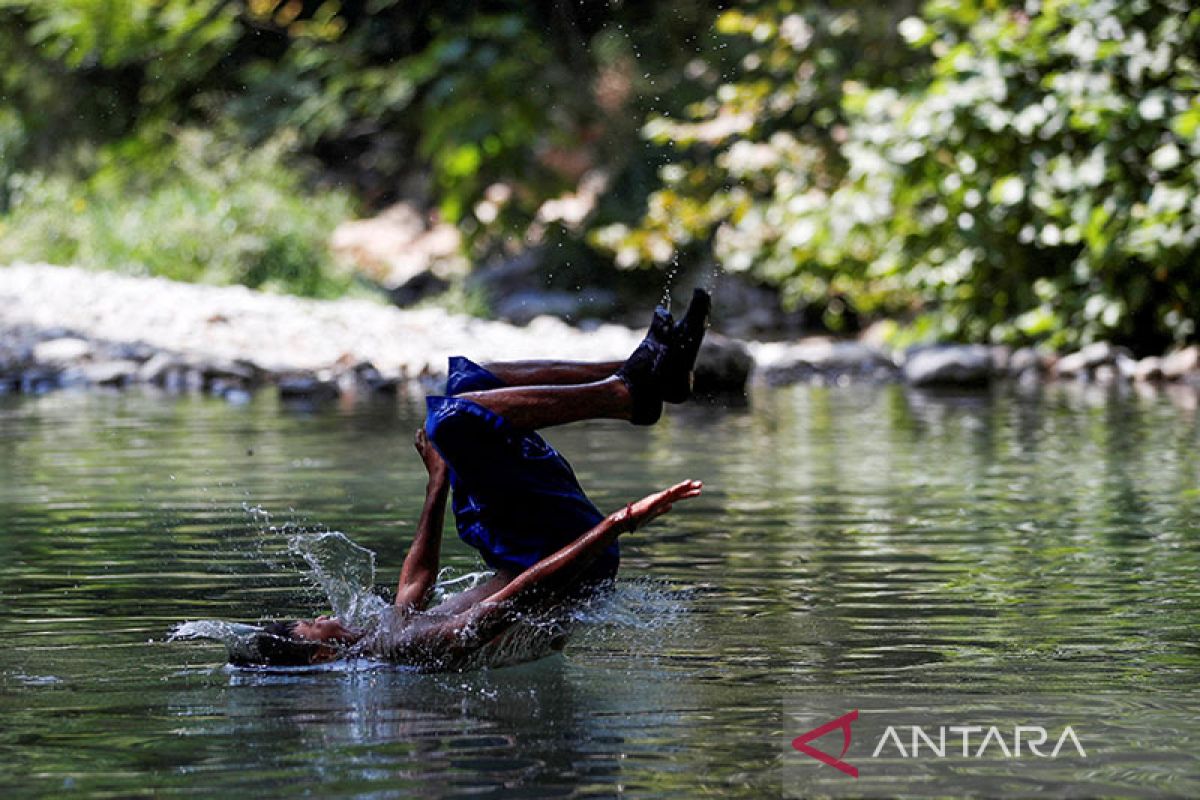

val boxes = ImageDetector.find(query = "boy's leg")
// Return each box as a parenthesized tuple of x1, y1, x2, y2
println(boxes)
(477, 287, 711, 404)
(457, 376, 632, 430)
(480, 360, 623, 387)
(461, 286, 711, 424)
(454, 303, 674, 429)
(459, 292, 699, 429)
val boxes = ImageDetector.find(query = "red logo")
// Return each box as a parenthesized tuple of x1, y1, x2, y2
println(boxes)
(791, 710, 859, 778)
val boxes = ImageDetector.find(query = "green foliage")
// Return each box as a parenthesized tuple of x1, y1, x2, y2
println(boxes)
(0, 0, 729, 296)
(224, 1, 729, 258)
(599, 0, 1200, 349)
(590, 1, 925, 331)
(823, 0, 1200, 349)
(0, 0, 238, 185)
(0, 130, 357, 297)
(1, 0, 1196, 350)
(2, 0, 237, 70)
(260, 10, 579, 232)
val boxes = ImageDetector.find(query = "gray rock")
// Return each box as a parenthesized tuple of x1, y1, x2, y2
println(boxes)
(336, 361, 401, 396)
(1053, 352, 1087, 379)
(111, 341, 157, 362)
(693, 334, 753, 395)
(1114, 353, 1137, 381)
(19, 369, 60, 394)
(137, 353, 185, 384)
(0, 340, 32, 371)
(180, 369, 205, 393)
(202, 359, 259, 385)
(1017, 367, 1042, 391)
(62, 359, 141, 387)
(989, 345, 1013, 375)
(387, 271, 451, 307)
(1054, 342, 1131, 379)
(33, 337, 92, 364)
(1161, 346, 1200, 380)
(1009, 347, 1049, 376)
(209, 377, 250, 397)
(903, 345, 993, 387)
(278, 373, 340, 402)
(752, 339, 896, 385)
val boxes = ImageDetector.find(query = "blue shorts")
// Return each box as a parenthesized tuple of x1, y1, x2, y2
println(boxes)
(425, 357, 618, 580)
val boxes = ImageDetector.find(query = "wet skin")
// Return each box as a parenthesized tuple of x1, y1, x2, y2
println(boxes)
(291, 615, 359, 645)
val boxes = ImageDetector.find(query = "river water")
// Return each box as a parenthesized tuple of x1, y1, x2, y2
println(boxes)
(1, 383, 1198, 797)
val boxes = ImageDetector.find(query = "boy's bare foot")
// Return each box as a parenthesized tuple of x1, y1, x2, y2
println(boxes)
(414, 428, 447, 478)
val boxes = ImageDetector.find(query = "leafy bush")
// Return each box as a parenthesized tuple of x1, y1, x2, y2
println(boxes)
(0, 130, 357, 297)
(2, 0, 1196, 348)
(597, 0, 1200, 350)
(590, 2, 928, 331)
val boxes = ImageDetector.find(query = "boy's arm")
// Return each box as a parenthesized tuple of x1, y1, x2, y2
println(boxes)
(434, 480, 703, 646)
(394, 430, 451, 610)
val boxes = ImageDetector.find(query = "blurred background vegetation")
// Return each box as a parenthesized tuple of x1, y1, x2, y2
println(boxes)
(0, 0, 1196, 351)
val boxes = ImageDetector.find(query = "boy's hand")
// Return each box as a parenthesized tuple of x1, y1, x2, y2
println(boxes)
(619, 479, 703, 531)
(414, 428, 448, 480)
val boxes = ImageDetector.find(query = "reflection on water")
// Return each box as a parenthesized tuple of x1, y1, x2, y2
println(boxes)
(1, 383, 1198, 796)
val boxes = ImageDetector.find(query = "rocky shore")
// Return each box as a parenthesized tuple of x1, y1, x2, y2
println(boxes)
(2, 263, 1198, 402)
(0, 263, 750, 401)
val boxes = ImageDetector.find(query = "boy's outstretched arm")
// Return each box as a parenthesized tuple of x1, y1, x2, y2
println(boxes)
(394, 429, 451, 610)
(443, 479, 703, 645)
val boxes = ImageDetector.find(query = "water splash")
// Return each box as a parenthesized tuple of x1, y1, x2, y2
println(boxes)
(170, 619, 266, 665)
(706, 259, 725, 292)
(429, 566, 494, 605)
(286, 531, 390, 629)
(451, 577, 692, 671)
(570, 576, 691, 631)
(660, 260, 678, 308)
(172, 510, 691, 672)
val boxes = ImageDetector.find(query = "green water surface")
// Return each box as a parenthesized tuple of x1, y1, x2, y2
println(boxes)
(1, 383, 1198, 797)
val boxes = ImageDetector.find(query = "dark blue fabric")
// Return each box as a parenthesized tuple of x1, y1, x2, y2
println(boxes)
(425, 357, 617, 578)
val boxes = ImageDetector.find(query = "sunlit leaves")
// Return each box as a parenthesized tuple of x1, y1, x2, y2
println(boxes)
(599, 0, 1199, 348)
(3, 0, 238, 70)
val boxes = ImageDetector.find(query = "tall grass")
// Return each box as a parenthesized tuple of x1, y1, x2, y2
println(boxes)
(0, 130, 357, 298)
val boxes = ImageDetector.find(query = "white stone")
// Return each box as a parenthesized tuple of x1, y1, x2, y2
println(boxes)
(1161, 346, 1200, 380)
(33, 337, 91, 364)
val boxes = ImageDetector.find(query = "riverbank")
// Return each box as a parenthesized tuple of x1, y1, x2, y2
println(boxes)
(0, 263, 751, 400)
(2, 263, 1198, 402)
